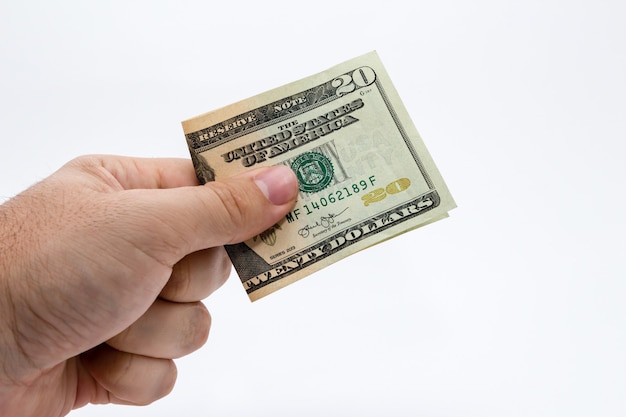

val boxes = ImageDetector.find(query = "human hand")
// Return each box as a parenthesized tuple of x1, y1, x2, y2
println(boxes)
(0, 155, 298, 416)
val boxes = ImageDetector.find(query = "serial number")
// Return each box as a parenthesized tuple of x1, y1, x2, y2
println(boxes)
(285, 176, 376, 223)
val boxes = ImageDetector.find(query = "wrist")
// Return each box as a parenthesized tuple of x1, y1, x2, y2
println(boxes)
(0, 197, 39, 385)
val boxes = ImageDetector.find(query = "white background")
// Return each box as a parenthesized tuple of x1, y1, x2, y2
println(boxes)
(2, 1, 625, 416)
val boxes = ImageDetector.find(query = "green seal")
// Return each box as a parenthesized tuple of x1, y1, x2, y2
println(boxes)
(291, 152, 334, 193)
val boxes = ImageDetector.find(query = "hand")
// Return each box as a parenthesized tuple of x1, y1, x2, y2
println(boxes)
(0, 155, 298, 416)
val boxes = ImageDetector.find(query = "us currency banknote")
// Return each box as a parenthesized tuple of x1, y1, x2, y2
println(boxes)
(182, 51, 456, 301)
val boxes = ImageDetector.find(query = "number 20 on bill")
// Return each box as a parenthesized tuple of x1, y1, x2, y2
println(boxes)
(361, 178, 411, 207)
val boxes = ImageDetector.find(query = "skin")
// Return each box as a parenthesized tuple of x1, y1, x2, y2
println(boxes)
(0, 155, 298, 416)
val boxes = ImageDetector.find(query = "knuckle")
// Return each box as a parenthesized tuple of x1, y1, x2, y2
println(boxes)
(144, 359, 177, 404)
(166, 258, 193, 299)
(206, 182, 250, 230)
(156, 360, 178, 400)
(214, 248, 232, 288)
(179, 303, 211, 355)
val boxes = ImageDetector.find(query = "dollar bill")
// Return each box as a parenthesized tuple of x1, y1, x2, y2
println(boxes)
(182, 51, 456, 301)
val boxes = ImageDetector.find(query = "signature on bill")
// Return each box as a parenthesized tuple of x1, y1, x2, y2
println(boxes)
(298, 208, 350, 238)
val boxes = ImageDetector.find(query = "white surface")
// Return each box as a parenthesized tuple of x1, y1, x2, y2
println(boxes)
(2, 1, 625, 416)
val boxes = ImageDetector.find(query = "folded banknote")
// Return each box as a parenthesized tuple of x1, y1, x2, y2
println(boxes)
(182, 51, 456, 301)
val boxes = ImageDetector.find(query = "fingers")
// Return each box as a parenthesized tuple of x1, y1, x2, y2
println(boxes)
(160, 246, 231, 302)
(107, 299, 211, 359)
(107, 247, 226, 360)
(81, 344, 177, 406)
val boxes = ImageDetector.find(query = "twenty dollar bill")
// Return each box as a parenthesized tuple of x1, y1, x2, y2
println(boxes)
(182, 51, 456, 301)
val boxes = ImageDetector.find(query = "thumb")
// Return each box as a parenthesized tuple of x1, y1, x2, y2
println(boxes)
(150, 164, 299, 257)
